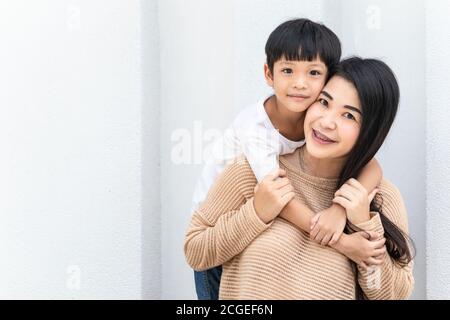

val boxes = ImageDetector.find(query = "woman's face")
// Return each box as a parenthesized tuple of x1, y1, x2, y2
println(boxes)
(304, 76, 362, 160)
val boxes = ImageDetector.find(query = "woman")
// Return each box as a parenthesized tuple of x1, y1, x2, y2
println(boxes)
(184, 57, 414, 299)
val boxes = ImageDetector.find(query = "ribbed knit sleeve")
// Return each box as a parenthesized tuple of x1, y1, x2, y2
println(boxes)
(184, 158, 273, 271)
(355, 179, 414, 299)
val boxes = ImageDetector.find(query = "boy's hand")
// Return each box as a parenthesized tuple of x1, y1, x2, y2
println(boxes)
(309, 205, 347, 246)
(253, 169, 296, 224)
(334, 231, 386, 271)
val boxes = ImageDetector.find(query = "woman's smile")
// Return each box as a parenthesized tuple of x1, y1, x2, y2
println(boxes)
(311, 129, 336, 144)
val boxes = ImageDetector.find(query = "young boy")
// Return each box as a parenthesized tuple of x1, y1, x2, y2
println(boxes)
(190, 18, 382, 300)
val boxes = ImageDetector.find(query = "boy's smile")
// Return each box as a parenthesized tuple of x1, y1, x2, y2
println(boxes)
(287, 93, 310, 102)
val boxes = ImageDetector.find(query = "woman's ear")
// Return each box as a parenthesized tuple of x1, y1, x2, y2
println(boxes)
(264, 63, 274, 87)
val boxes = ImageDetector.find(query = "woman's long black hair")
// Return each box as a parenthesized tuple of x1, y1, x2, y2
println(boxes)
(331, 57, 415, 299)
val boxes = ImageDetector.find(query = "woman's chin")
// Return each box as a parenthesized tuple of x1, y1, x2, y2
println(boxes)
(306, 143, 351, 163)
(305, 142, 336, 159)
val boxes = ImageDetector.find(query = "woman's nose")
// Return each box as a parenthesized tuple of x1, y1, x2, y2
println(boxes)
(319, 112, 337, 130)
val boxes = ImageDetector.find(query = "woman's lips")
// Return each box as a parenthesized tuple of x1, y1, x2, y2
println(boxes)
(312, 129, 336, 144)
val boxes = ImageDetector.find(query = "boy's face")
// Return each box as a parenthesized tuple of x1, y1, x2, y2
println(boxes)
(264, 57, 327, 113)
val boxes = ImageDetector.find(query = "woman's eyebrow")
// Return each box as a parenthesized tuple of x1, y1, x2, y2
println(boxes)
(344, 105, 362, 115)
(321, 90, 333, 100)
(321, 91, 362, 114)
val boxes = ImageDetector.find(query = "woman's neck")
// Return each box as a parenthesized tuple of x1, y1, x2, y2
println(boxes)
(299, 146, 346, 179)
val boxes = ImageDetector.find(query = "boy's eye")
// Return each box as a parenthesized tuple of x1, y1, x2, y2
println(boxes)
(318, 98, 328, 107)
(281, 68, 293, 74)
(343, 112, 356, 121)
(310, 70, 322, 76)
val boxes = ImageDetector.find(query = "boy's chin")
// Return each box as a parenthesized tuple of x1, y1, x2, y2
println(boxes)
(284, 103, 310, 113)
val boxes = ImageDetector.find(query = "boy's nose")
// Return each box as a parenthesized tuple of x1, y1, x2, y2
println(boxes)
(293, 76, 308, 89)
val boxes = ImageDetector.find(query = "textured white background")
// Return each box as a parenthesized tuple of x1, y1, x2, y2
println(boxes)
(0, 0, 144, 298)
(425, 0, 450, 300)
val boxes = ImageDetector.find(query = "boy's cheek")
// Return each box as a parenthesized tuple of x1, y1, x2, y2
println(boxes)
(312, 79, 326, 92)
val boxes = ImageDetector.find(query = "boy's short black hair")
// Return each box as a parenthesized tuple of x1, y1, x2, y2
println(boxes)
(265, 18, 341, 75)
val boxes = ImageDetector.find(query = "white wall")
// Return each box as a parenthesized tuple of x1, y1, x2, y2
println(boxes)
(158, 0, 234, 299)
(426, 0, 450, 300)
(0, 0, 145, 298)
(141, 0, 161, 299)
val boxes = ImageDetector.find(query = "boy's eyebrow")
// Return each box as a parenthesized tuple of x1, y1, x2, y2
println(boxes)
(320, 91, 362, 115)
(308, 63, 326, 68)
(279, 61, 325, 68)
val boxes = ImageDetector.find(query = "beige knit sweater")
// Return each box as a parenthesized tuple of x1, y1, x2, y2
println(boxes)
(184, 150, 414, 300)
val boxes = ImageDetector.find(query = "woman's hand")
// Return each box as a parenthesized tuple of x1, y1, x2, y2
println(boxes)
(254, 168, 296, 224)
(335, 231, 387, 271)
(332, 178, 378, 225)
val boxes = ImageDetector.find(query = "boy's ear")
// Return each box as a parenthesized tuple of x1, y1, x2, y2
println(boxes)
(264, 63, 274, 87)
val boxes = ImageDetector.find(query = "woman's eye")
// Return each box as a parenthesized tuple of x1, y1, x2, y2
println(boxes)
(318, 98, 328, 107)
(310, 70, 321, 76)
(281, 68, 293, 74)
(343, 112, 356, 121)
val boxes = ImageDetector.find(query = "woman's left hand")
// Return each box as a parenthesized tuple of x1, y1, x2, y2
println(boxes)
(332, 178, 378, 225)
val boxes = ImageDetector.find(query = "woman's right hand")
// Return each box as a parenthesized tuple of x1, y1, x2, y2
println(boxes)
(336, 231, 387, 271)
(253, 168, 296, 224)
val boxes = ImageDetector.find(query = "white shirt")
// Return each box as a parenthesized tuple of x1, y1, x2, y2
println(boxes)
(191, 94, 306, 211)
